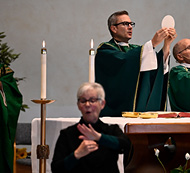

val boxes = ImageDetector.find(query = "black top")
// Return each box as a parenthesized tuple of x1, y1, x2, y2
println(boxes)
(51, 117, 132, 173)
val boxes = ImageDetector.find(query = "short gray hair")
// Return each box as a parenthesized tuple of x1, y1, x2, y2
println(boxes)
(77, 82, 105, 101)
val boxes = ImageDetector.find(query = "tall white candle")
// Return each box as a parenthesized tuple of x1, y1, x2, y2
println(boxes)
(89, 39, 95, 83)
(41, 40, 47, 99)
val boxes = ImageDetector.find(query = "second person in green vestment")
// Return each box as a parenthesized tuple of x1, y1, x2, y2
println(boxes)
(168, 38, 190, 112)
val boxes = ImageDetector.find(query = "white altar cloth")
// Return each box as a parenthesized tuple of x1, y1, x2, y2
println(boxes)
(31, 117, 190, 173)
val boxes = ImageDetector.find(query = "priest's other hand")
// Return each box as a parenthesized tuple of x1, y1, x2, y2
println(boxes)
(164, 28, 177, 46)
(151, 28, 169, 48)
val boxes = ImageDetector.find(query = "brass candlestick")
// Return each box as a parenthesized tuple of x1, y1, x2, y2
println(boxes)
(31, 99, 55, 173)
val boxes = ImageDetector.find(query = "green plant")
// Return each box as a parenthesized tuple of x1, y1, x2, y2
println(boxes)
(0, 31, 29, 111)
(154, 148, 190, 173)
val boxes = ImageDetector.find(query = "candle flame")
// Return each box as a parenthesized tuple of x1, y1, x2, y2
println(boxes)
(42, 40, 46, 48)
(90, 39, 94, 49)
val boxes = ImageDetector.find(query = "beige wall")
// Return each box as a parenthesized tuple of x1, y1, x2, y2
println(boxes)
(0, 0, 189, 122)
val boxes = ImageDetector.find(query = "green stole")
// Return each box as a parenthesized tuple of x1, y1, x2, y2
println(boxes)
(0, 64, 22, 173)
(120, 45, 130, 52)
(168, 65, 190, 112)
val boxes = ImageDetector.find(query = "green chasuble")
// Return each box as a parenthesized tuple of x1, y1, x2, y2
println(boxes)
(0, 64, 22, 173)
(95, 39, 168, 116)
(168, 65, 190, 112)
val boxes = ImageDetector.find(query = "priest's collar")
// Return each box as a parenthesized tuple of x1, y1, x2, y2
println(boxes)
(114, 39, 129, 47)
(181, 63, 190, 68)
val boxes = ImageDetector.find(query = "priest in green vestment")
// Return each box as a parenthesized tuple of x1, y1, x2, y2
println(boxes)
(0, 64, 22, 173)
(168, 38, 190, 112)
(95, 10, 177, 116)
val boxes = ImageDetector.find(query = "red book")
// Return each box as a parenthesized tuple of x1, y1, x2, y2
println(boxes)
(158, 113, 178, 118)
(178, 112, 190, 117)
(158, 112, 190, 118)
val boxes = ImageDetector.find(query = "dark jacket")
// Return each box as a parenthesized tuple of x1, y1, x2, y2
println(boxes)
(51, 117, 132, 173)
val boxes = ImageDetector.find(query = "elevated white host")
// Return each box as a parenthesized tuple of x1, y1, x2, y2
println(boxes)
(161, 15, 175, 28)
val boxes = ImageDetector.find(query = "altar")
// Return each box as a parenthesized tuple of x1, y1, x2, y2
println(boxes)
(31, 117, 190, 173)
(124, 119, 190, 172)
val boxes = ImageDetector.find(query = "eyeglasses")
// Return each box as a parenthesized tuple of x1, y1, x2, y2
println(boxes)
(178, 45, 190, 54)
(113, 21, 135, 28)
(78, 97, 102, 105)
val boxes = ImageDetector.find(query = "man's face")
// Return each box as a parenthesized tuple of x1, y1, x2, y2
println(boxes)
(178, 39, 190, 64)
(111, 14, 133, 42)
(77, 89, 105, 124)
